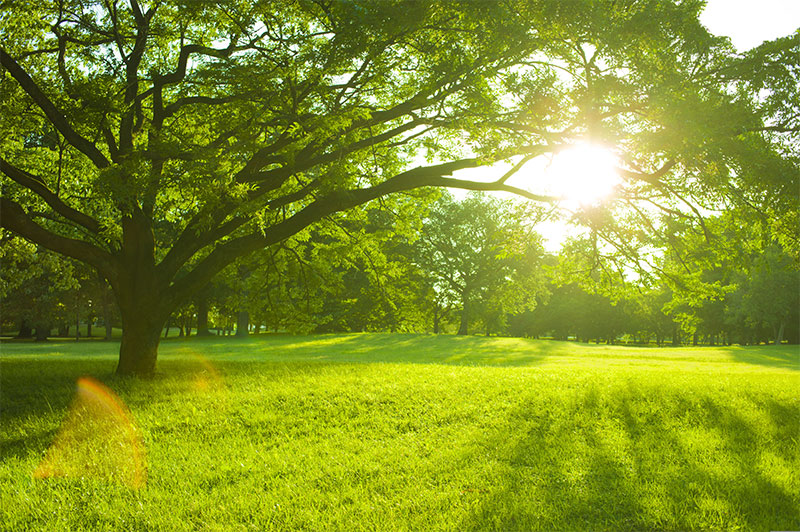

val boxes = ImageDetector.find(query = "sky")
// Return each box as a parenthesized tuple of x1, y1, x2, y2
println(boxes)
(700, 0, 799, 51)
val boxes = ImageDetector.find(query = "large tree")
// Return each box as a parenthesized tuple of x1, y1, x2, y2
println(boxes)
(2, 0, 795, 375)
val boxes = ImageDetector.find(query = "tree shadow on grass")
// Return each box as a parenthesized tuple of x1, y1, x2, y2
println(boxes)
(726, 345, 800, 371)
(164, 333, 800, 372)
(0, 360, 94, 462)
(456, 382, 800, 531)
(161, 333, 560, 368)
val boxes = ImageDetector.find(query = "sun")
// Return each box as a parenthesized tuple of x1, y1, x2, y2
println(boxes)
(545, 143, 621, 207)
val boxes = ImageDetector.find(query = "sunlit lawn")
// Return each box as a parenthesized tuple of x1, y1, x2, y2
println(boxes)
(1, 334, 798, 531)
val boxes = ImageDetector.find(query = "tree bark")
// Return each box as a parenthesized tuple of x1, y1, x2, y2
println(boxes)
(113, 212, 173, 377)
(16, 319, 33, 338)
(458, 297, 469, 335)
(103, 296, 113, 340)
(34, 322, 49, 341)
(116, 314, 165, 377)
(101, 274, 114, 340)
(775, 321, 786, 345)
(195, 295, 211, 336)
(114, 276, 171, 376)
(235, 310, 249, 337)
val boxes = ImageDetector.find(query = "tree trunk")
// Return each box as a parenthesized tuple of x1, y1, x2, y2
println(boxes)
(775, 321, 786, 345)
(236, 311, 249, 337)
(101, 275, 114, 340)
(17, 319, 33, 338)
(34, 322, 49, 341)
(113, 213, 174, 377)
(458, 297, 469, 336)
(103, 297, 113, 340)
(195, 296, 211, 336)
(117, 314, 165, 377)
(115, 283, 171, 376)
(86, 319, 92, 338)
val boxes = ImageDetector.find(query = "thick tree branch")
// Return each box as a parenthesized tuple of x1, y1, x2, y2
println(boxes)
(0, 157, 101, 233)
(136, 42, 246, 106)
(118, 2, 152, 154)
(239, 119, 422, 184)
(156, 214, 249, 281)
(0, 197, 115, 278)
(167, 157, 558, 304)
(0, 48, 110, 168)
(617, 160, 677, 186)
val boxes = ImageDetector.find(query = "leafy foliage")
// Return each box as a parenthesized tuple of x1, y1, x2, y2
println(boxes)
(2, 0, 796, 373)
(416, 192, 547, 335)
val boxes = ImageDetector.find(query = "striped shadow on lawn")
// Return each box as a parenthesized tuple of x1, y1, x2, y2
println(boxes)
(1, 334, 798, 531)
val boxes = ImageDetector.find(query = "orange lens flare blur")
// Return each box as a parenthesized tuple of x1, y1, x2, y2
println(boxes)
(33, 377, 147, 489)
(190, 353, 224, 393)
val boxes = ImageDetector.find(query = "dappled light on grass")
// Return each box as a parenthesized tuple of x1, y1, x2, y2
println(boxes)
(33, 377, 146, 490)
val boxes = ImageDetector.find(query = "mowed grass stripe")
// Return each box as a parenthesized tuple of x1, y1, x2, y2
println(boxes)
(1, 334, 798, 531)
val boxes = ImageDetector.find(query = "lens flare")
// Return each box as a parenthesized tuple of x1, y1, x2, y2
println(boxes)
(190, 353, 224, 393)
(33, 377, 147, 489)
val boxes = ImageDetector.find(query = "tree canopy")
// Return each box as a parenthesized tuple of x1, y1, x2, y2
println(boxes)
(416, 192, 545, 335)
(2, 0, 797, 375)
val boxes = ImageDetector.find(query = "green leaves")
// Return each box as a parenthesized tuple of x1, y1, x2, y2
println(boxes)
(2, 0, 797, 371)
(416, 192, 546, 334)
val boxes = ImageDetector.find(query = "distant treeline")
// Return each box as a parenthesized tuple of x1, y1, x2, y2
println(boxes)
(3, 194, 798, 346)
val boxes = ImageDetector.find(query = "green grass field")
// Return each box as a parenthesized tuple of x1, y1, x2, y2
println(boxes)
(1, 334, 798, 531)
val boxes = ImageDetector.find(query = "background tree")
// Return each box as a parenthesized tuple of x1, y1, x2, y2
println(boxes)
(660, 210, 799, 346)
(416, 192, 545, 335)
(0, 237, 82, 339)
